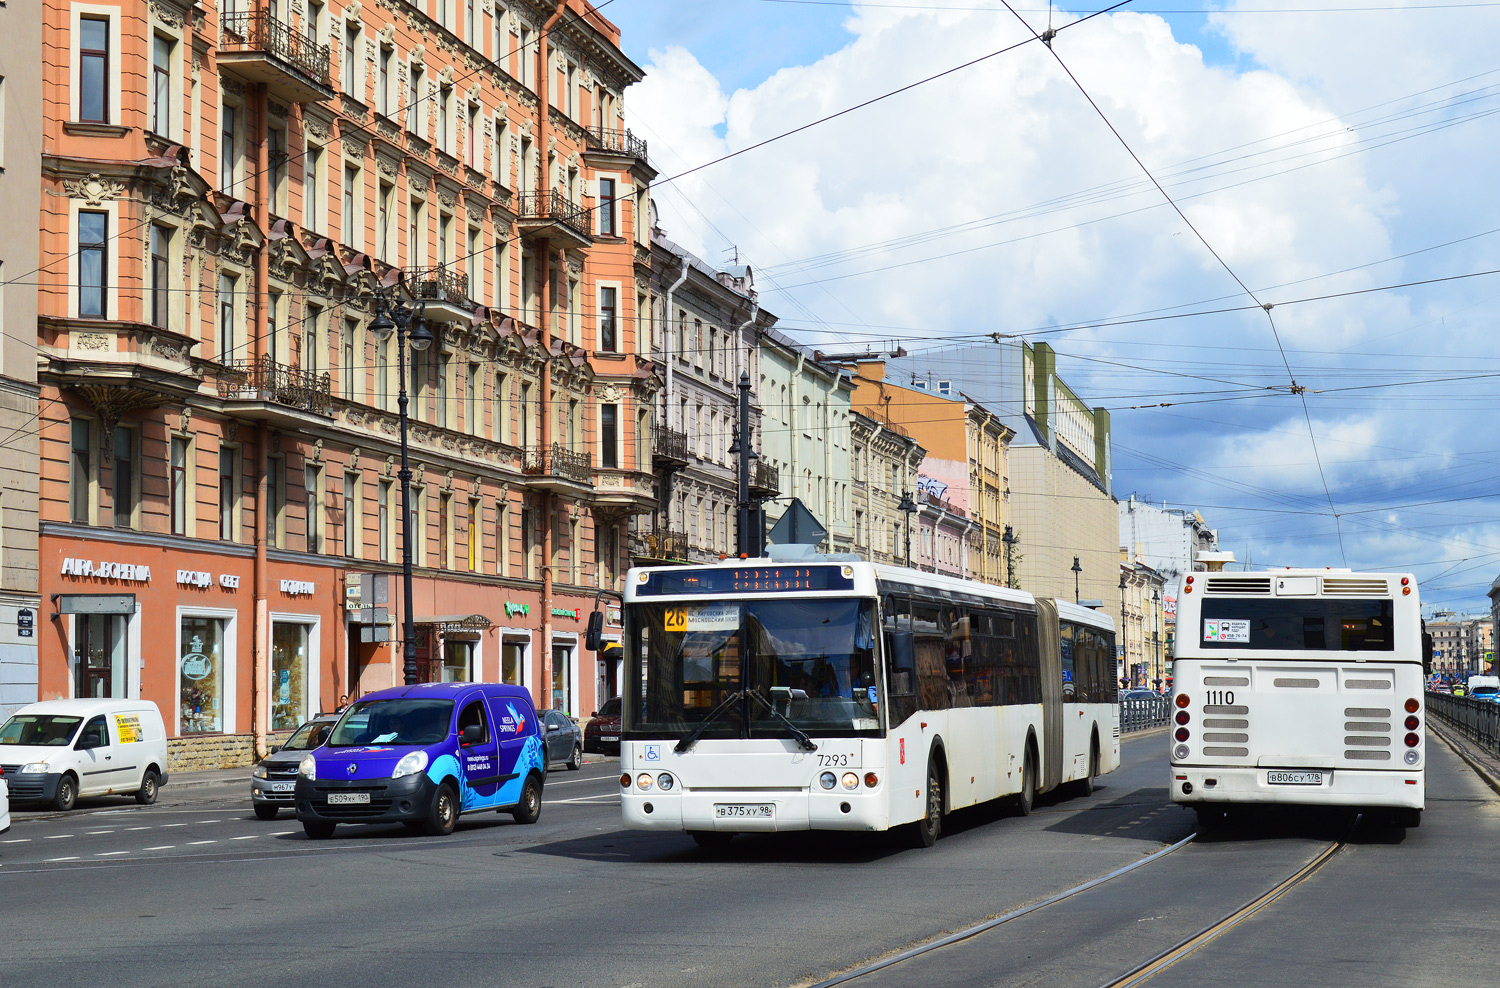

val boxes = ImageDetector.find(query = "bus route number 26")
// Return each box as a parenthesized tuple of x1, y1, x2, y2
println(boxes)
(665, 607, 688, 632)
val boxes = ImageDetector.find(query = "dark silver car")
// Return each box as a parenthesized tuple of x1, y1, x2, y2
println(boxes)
(251, 714, 338, 819)
(541, 709, 583, 771)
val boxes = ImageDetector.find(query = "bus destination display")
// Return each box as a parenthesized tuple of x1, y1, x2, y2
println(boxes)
(638, 566, 855, 596)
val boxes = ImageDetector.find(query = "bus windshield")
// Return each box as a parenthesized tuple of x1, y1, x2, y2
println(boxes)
(625, 598, 881, 740)
(1198, 598, 1395, 651)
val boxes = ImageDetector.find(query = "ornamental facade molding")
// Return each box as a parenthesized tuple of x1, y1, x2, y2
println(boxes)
(64, 173, 125, 205)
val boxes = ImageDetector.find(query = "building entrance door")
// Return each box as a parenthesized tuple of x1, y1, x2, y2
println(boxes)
(74, 614, 127, 699)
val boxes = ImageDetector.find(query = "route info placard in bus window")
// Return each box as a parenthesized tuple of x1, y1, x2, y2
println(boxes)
(664, 603, 740, 633)
(1204, 620, 1250, 643)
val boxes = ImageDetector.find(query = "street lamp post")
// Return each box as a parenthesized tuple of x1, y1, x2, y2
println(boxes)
(370, 297, 433, 686)
(1071, 555, 1082, 605)
(1119, 571, 1129, 689)
(898, 490, 917, 568)
(1152, 587, 1162, 692)
(1002, 524, 1016, 588)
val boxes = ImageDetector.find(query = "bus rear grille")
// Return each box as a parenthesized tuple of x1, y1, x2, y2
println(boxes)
(1204, 676, 1249, 686)
(1345, 707, 1391, 718)
(1203, 732, 1250, 743)
(1345, 679, 1391, 690)
(1344, 721, 1389, 732)
(1204, 746, 1250, 756)
(1204, 577, 1271, 595)
(1203, 718, 1248, 728)
(1203, 704, 1249, 715)
(1345, 735, 1391, 747)
(1345, 750, 1391, 760)
(1323, 578, 1389, 595)
(1274, 678, 1320, 688)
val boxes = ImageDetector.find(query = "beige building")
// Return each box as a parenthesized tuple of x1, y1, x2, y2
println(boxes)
(849, 410, 925, 565)
(1119, 556, 1165, 689)
(0, 4, 42, 716)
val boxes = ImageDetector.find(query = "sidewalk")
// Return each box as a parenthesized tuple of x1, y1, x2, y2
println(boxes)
(1430, 719, 1500, 797)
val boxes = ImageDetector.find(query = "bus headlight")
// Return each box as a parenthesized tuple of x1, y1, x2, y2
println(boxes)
(656, 773, 675, 791)
(819, 772, 837, 790)
(840, 772, 859, 791)
(636, 773, 655, 790)
(1173, 744, 1190, 761)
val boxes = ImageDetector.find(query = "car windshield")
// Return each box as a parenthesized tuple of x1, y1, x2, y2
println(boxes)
(0, 714, 83, 747)
(625, 598, 881, 740)
(328, 699, 454, 747)
(599, 697, 621, 717)
(280, 720, 334, 751)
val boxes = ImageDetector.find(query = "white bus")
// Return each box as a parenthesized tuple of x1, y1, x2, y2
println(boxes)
(1170, 569, 1427, 828)
(614, 557, 1119, 847)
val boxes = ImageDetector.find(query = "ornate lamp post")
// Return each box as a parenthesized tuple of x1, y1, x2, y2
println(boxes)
(898, 490, 918, 568)
(1071, 555, 1083, 605)
(1119, 571, 1129, 689)
(1152, 587, 1162, 692)
(1002, 524, 1017, 588)
(369, 298, 433, 686)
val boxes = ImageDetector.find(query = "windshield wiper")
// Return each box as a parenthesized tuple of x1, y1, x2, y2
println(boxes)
(748, 690, 819, 751)
(675, 690, 744, 753)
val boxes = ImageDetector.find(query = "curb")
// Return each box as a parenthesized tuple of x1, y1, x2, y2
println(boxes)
(1430, 720, 1500, 798)
(1124, 724, 1171, 741)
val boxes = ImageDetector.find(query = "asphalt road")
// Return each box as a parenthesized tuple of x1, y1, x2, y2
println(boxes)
(0, 732, 1494, 988)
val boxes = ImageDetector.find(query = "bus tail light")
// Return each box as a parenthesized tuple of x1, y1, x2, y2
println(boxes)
(1405, 698, 1420, 713)
(1176, 694, 1190, 709)
(864, 772, 880, 788)
(1175, 711, 1190, 725)
(620, 773, 631, 788)
(1175, 727, 1190, 742)
(1402, 586, 1411, 595)
(1405, 715, 1419, 731)
(1404, 733, 1420, 748)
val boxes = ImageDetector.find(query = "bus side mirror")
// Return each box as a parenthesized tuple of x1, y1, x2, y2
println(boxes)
(585, 610, 604, 652)
(1423, 633, 1434, 675)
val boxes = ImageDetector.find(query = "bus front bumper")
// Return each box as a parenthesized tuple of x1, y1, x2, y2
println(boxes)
(621, 789, 890, 833)
(1169, 766, 1424, 810)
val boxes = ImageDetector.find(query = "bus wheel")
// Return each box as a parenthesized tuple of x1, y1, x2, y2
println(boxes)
(1393, 808, 1421, 829)
(1014, 750, 1036, 817)
(1074, 741, 1098, 798)
(1194, 805, 1228, 834)
(690, 831, 734, 850)
(908, 759, 943, 848)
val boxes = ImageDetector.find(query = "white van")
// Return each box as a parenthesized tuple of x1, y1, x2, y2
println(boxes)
(0, 699, 169, 810)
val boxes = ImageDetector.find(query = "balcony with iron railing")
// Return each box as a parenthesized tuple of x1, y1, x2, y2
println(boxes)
(403, 264, 474, 323)
(630, 528, 688, 563)
(586, 127, 650, 164)
(219, 12, 333, 104)
(515, 190, 592, 245)
(217, 357, 332, 421)
(653, 426, 689, 466)
(750, 460, 780, 496)
(523, 443, 593, 494)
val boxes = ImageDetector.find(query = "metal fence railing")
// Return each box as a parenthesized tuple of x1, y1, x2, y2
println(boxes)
(1121, 696, 1171, 734)
(1426, 691, 1500, 756)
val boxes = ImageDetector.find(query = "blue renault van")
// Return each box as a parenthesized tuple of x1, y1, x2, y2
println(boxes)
(293, 682, 545, 839)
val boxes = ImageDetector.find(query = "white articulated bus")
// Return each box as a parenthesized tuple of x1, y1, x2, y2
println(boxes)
(615, 558, 1119, 847)
(1171, 569, 1427, 829)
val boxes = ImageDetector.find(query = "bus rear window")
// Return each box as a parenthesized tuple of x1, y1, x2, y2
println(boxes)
(1199, 598, 1395, 651)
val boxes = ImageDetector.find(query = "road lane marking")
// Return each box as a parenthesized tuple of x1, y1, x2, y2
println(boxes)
(552, 792, 621, 804)
(125, 826, 151, 831)
(231, 835, 258, 840)
(271, 831, 295, 836)
(187, 840, 217, 845)
(95, 851, 129, 857)
(144, 845, 175, 850)
(195, 819, 221, 824)
(161, 823, 187, 828)
(44, 834, 74, 839)
(546, 775, 624, 787)
(45, 857, 79, 862)
(85, 830, 115, 835)
(2, 838, 30, 844)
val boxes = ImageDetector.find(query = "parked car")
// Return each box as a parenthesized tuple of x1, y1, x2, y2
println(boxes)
(542, 709, 584, 770)
(1121, 689, 1162, 702)
(294, 682, 546, 839)
(251, 713, 339, 820)
(0, 699, 168, 809)
(584, 697, 622, 755)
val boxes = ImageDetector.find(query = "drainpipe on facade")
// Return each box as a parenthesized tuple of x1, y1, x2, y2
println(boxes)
(664, 260, 688, 431)
(251, 84, 272, 759)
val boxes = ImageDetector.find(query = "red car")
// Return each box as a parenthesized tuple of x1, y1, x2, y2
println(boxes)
(583, 696, 621, 755)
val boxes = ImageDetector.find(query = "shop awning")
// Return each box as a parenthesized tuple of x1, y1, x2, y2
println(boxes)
(417, 614, 494, 633)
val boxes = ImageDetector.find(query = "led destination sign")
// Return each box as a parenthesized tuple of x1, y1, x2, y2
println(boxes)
(638, 566, 855, 596)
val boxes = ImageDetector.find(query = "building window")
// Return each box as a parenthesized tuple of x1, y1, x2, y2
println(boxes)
(170, 435, 190, 536)
(219, 446, 237, 541)
(600, 403, 618, 469)
(271, 621, 312, 731)
(501, 639, 525, 686)
(379, 479, 393, 561)
(305, 303, 324, 376)
(439, 491, 452, 568)
(411, 486, 426, 566)
(343, 22, 358, 95)
(305, 462, 323, 553)
(599, 286, 617, 352)
(219, 272, 237, 361)
(496, 498, 508, 576)
(407, 64, 424, 136)
(220, 104, 237, 191)
(70, 418, 92, 524)
(267, 456, 283, 547)
(343, 317, 358, 398)
(342, 164, 357, 245)
(179, 615, 227, 734)
(74, 615, 126, 699)
(378, 45, 392, 116)
(267, 290, 282, 363)
(467, 497, 480, 572)
(377, 333, 391, 409)
(598, 178, 615, 236)
(467, 226, 480, 301)
(467, 104, 479, 168)
(78, 210, 108, 319)
(435, 353, 449, 428)
(79, 16, 110, 123)
(150, 224, 170, 328)
(112, 426, 135, 529)
(268, 126, 286, 213)
(304, 144, 322, 231)
(151, 34, 172, 135)
(377, 181, 393, 260)
(494, 372, 508, 442)
(466, 362, 478, 432)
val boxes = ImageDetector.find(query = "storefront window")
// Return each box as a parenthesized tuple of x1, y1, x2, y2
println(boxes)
(502, 640, 525, 686)
(180, 616, 227, 734)
(74, 614, 127, 699)
(552, 644, 572, 713)
(442, 638, 474, 682)
(271, 621, 311, 731)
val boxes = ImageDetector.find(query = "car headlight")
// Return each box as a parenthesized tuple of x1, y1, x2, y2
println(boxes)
(392, 750, 429, 779)
(21, 762, 49, 774)
(298, 754, 317, 780)
(252, 764, 268, 779)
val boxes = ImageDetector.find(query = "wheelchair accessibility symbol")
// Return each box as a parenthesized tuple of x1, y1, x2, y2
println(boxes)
(644, 744, 661, 762)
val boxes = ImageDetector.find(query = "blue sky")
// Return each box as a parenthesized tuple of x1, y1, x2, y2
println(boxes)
(614, 1, 1500, 613)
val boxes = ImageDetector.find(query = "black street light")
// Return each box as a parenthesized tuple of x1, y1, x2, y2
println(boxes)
(1071, 555, 1082, 605)
(1002, 524, 1017, 588)
(1152, 587, 1162, 692)
(370, 297, 433, 686)
(898, 490, 918, 568)
(1119, 571, 1129, 689)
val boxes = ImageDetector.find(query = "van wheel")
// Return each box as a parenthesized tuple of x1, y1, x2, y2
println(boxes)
(53, 774, 78, 812)
(568, 744, 583, 771)
(303, 821, 336, 839)
(907, 759, 943, 848)
(511, 772, 543, 824)
(253, 804, 279, 820)
(424, 781, 459, 836)
(1014, 749, 1036, 817)
(135, 770, 160, 805)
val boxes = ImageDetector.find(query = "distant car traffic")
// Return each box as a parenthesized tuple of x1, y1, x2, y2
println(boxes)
(251, 713, 339, 819)
(541, 710, 584, 770)
(584, 697, 621, 755)
(1121, 689, 1163, 702)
